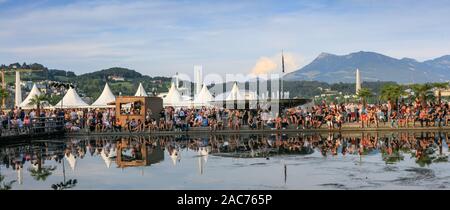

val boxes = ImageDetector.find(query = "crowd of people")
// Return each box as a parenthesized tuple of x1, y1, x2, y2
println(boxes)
(1, 98, 450, 135)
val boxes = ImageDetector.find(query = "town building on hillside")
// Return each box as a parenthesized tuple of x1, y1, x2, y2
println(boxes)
(108, 75, 125, 81)
(436, 88, 450, 97)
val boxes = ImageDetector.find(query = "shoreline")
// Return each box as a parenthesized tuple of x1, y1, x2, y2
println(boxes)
(65, 125, 450, 137)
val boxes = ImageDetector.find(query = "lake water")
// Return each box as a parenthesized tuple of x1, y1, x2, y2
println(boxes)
(1, 132, 449, 190)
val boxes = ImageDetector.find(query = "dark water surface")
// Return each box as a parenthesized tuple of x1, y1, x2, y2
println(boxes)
(1, 132, 449, 190)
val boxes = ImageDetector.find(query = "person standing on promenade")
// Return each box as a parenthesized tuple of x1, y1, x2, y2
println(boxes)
(390, 111, 398, 128)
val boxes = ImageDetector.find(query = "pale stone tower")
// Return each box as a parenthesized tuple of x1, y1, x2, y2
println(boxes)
(355, 68, 361, 94)
(194, 65, 203, 95)
(15, 71, 22, 107)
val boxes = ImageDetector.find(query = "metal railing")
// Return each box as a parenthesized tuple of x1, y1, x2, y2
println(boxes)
(0, 117, 65, 137)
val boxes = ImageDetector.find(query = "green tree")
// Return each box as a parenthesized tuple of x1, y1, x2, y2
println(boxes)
(28, 166, 56, 181)
(0, 173, 16, 190)
(380, 84, 404, 110)
(432, 82, 449, 104)
(410, 83, 434, 107)
(28, 94, 48, 117)
(0, 88, 9, 110)
(357, 88, 373, 107)
(28, 152, 56, 181)
(47, 95, 62, 106)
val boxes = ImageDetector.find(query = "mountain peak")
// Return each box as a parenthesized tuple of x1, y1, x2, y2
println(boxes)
(349, 51, 385, 57)
(284, 50, 450, 83)
(401, 57, 418, 63)
(317, 52, 336, 59)
(432, 55, 450, 61)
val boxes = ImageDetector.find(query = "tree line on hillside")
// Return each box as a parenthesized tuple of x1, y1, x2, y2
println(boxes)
(1, 63, 172, 101)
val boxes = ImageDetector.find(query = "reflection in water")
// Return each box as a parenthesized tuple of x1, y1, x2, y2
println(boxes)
(116, 138, 164, 168)
(0, 131, 449, 190)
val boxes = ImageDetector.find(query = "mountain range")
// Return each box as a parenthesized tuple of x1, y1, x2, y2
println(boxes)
(284, 51, 450, 83)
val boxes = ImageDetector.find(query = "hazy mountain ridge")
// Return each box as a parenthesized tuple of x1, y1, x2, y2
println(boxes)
(284, 51, 450, 83)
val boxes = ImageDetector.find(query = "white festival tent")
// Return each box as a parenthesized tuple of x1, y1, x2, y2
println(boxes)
(134, 83, 148, 97)
(193, 84, 214, 107)
(226, 82, 245, 101)
(54, 87, 89, 109)
(101, 150, 112, 169)
(19, 83, 51, 109)
(164, 82, 183, 107)
(91, 83, 116, 108)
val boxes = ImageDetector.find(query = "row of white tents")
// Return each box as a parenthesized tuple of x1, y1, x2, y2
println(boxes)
(19, 81, 253, 109)
(163, 81, 254, 107)
(19, 82, 147, 109)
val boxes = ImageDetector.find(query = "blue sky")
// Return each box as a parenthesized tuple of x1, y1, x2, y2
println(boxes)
(1, 0, 450, 78)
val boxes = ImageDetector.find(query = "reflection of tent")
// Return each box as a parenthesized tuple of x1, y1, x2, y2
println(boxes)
(101, 150, 112, 168)
(194, 84, 214, 107)
(91, 83, 115, 108)
(169, 149, 180, 166)
(109, 147, 117, 158)
(135, 83, 148, 97)
(199, 147, 209, 157)
(65, 153, 77, 171)
(164, 82, 182, 106)
(55, 87, 89, 108)
(19, 84, 49, 109)
(94, 148, 100, 156)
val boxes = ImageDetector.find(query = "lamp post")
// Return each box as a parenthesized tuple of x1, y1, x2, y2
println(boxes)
(51, 156, 77, 190)
(50, 82, 73, 120)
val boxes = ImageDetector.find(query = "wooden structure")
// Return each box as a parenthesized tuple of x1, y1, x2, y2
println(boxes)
(115, 96, 163, 124)
(115, 139, 164, 168)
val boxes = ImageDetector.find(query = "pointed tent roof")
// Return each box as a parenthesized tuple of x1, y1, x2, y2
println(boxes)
(199, 147, 209, 157)
(65, 153, 77, 171)
(101, 150, 112, 169)
(135, 83, 148, 97)
(20, 83, 43, 109)
(164, 82, 182, 106)
(226, 82, 244, 100)
(170, 149, 180, 166)
(91, 83, 115, 107)
(55, 87, 89, 108)
(109, 147, 117, 158)
(194, 84, 214, 105)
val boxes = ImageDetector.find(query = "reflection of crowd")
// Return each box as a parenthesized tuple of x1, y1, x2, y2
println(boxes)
(0, 142, 65, 173)
(180, 132, 450, 163)
(1, 132, 448, 181)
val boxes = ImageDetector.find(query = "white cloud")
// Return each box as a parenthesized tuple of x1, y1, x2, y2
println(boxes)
(0, 0, 450, 77)
(250, 52, 306, 76)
